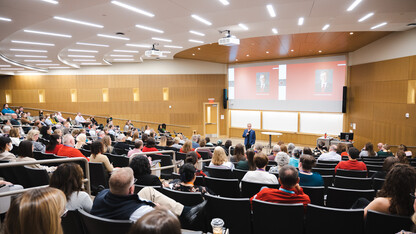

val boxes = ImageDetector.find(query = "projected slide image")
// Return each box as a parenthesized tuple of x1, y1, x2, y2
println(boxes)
(256, 72, 270, 93)
(315, 69, 333, 93)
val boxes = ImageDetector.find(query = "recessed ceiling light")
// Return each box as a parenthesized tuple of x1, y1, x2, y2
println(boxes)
(298, 17, 304, 26)
(41, 0, 58, 4)
(76, 42, 109, 47)
(322, 24, 330, 30)
(246, 54, 249, 57)
(218, 0, 229, 5)
(24, 60, 52, 62)
(54, 16, 103, 28)
(160, 51, 171, 54)
(266, 4, 276, 18)
(266, 51, 269, 54)
(349, 32, 354, 35)
(135, 24, 164, 33)
(68, 55, 95, 58)
(113, 49, 139, 53)
(347, 0, 362, 11)
(24, 29, 71, 38)
(81, 63, 102, 65)
(164, 45, 183, 49)
(290, 49, 294, 52)
(189, 30, 205, 36)
(318, 50, 322, 53)
(11, 40, 55, 46)
(191, 14, 212, 26)
(113, 58, 135, 61)
(192, 53, 195, 56)
(235, 59, 238, 61)
(371, 22, 387, 29)
(15, 55, 47, 58)
(189, 39, 204, 44)
(0, 17, 12, 22)
(68, 49, 98, 53)
(126, 44, 151, 48)
(111, 1, 154, 17)
(197, 48, 201, 50)
(36, 63, 60, 66)
(72, 59, 96, 62)
(272, 28, 278, 34)
(0, 65, 11, 67)
(1, 68, 25, 71)
(49, 67, 70, 69)
(238, 23, 248, 30)
(152, 37, 172, 42)
(97, 34, 130, 40)
(10, 48, 47, 53)
(358, 12, 374, 22)
(337, 64, 346, 66)
(110, 54, 133, 57)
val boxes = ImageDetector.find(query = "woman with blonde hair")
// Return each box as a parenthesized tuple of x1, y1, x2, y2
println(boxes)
(209, 146, 234, 169)
(4, 187, 66, 234)
(180, 140, 201, 158)
(132, 131, 140, 142)
(159, 135, 167, 147)
(26, 129, 45, 152)
(101, 135, 113, 154)
(75, 133, 87, 149)
(9, 127, 21, 146)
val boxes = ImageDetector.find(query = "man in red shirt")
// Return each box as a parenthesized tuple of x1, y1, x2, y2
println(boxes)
(57, 134, 89, 161)
(334, 147, 366, 172)
(251, 165, 310, 207)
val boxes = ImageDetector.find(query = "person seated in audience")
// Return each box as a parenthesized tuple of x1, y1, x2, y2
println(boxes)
(251, 165, 311, 206)
(128, 208, 181, 234)
(88, 123, 97, 138)
(191, 135, 200, 149)
(57, 134, 89, 161)
(377, 144, 394, 156)
(359, 142, 377, 157)
(205, 136, 213, 147)
(209, 146, 234, 170)
(144, 125, 151, 135)
(197, 138, 213, 158)
(45, 134, 63, 155)
(125, 130, 133, 142)
(377, 142, 384, 152)
(396, 150, 409, 164)
(142, 137, 160, 153)
(371, 157, 399, 179)
(236, 149, 256, 171)
(216, 139, 222, 147)
(159, 135, 167, 147)
(312, 141, 328, 157)
(399, 144, 412, 157)
(165, 137, 176, 150)
(10, 114, 20, 126)
(269, 148, 290, 173)
(180, 140, 201, 158)
(230, 143, 245, 163)
(303, 147, 313, 155)
(71, 128, 81, 140)
(113, 134, 130, 152)
(364, 164, 416, 217)
(253, 143, 264, 153)
(268, 144, 280, 161)
(44, 114, 54, 126)
(0, 136, 16, 162)
(107, 124, 117, 138)
(17, 140, 55, 172)
(124, 120, 133, 132)
(1, 104, 15, 115)
(53, 128, 63, 137)
(89, 140, 113, 172)
(4, 187, 66, 234)
(130, 155, 165, 187)
(334, 147, 367, 172)
(337, 143, 349, 157)
(49, 163, 93, 212)
(40, 125, 52, 142)
(101, 135, 113, 154)
(317, 145, 341, 161)
(172, 163, 207, 193)
(128, 140, 144, 158)
(223, 139, 232, 155)
(61, 121, 71, 135)
(55, 112, 65, 123)
(9, 128, 21, 146)
(298, 154, 324, 186)
(20, 112, 33, 125)
(132, 131, 140, 142)
(242, 152, 278, 184)
(97, 130, 105, 140)
(75, 112, 89, 126)
(171, 137, 182, 149)
(287, 143, 296, 156)
(1, 125, 11, 137)
(90, 167, 206, 222)
(26, 129, 46, 153)
(185, 151, 207, 177)
(289, 148, 302, 168)
(75, 133, 87, 150)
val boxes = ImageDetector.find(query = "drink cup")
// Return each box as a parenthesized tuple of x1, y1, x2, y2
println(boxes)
(211, 218, 224, 234)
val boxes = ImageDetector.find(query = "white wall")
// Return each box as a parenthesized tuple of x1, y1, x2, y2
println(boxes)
(349, 28, 416, 66)
(44, 58, 227, 75)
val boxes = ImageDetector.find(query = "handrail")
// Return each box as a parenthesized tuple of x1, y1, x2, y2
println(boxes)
(131, 150, 178, 172)
(11, 106, 190, 129)
(0, 157, 90, 196)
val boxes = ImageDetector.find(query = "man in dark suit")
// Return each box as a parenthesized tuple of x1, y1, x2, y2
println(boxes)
(242, 123, 256, 150)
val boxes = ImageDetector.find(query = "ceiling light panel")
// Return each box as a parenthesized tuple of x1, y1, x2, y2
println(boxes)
(68, 55, 95, 58)
(152, 37, 172, 42)
(135, 24, 164, 33)
(218, 0, 229, 5)
(81, 63, 102, 65)
(113, 58, 135, 61)
(111, 1, 154, 17)
(11, 40, 55, 46)
(189, 30, 205, 36)
(113, 50, 139, 53)
(164, 45, 183, 49)
(298, 17, 304, 25)
(358, 12, 374, 22)
(36, 64, 60, 66)
(76, 42, 109, 47)
(272, 28, 278, 34)
(97, 34, 130, 40)
(126, 44, 151, 48)
(15, 55, 48, 58)
(371, 22, 387, 29)
(24, 29, 71, 38)
(10, 48, 47, 53)
(54, 16, 104, 28)
(238, 23, 248, 30)
(191, 15, 212, 26)
(347, 0, 362, 11)
(0, 17, 12, 22)
(24, 60, 52, 62)
(266, 5, 276, 18)
(322, 24, 330, 30)
(110, 54, 133, 57)
(68, 49, 99, 53)
(41, 0, 58, 4)
(72, 59, 96, 62)
(189, 39, 204, 44)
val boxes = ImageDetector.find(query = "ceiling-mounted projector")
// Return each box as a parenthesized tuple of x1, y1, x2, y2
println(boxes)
(145, 43, 162, 57)
(218, 30, 240, 46)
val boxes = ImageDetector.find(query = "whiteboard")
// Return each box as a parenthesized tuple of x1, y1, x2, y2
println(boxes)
(300, 113, 343, 135)
(263, 112, 298, 132)
(230, 110, 261, 129)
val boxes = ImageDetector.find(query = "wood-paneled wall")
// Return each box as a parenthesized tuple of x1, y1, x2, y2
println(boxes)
(0, 74, 227, 138)
(347, 55, 416, 149)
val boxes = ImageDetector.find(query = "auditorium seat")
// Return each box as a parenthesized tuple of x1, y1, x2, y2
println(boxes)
(204, 177, 240, 198)
(79, 148, 91, 157)
(366, 210, 413, 234)
(204, 194, 252, 234)
(252, 199, 304, 234)
(336, 169, 367, 178)
(233, 168, 247, 181)
(205, 167, 234, 179)
(106, 154, 129, 167)
(326, 187, 375, 209)
(302, 186, 324, 206)
(305, 204, 364, 234)
(149, 154, 174, 179)
(34, 152, 67, 166)
(366, 164, 383, 171)
(312, 168, 335, 176)
(176, 152, 187, 161)
(25, 166, 49, 187)
(315, 162, 337, 168)
(78, 209, 133, 234)
(89, 162, 109, 195)
(333, 176, 373, 190)
(159, 187, 203, 206)
(241, 181, 279, 198)
(317, 160, 340, 164)
(112, 147, 128, 156)
(61, 210, 86, 234)
(372, 178, 385, 191)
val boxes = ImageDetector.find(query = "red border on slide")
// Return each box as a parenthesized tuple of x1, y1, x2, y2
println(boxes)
(234, 60, 346, 101)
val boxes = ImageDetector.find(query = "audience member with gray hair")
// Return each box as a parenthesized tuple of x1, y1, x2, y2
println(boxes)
(317, 145, 341, 161)
(191, 135, 200, 149)
(26, 129, 46, 153)
(287, 143, 296, 156)
(269, 148, 290, 173)
(56, 134, 89, 161)
(268, 144, 280, 161)
(114, 133, 130, 151)
(289, 147, 302, 168)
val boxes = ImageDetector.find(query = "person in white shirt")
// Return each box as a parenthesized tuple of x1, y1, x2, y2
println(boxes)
(75, 112, 89, 126)
(56, 112, 66, 123)
(318, 145, 341, 161)
(209, 146, 234, 170)
(242, 152, 278, 184)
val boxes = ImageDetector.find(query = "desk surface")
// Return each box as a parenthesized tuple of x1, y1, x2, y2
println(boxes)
(261, 132, 282, 136)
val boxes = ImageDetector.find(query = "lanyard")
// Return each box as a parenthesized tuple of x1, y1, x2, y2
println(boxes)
(279, 188, 295, 194)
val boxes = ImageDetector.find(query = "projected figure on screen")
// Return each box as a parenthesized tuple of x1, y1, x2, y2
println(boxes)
(315, 69, 333, 93)
(256, 72, 270, 93)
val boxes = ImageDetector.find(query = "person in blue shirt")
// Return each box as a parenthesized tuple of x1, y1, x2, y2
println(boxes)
(298, 154, 324, 187)
(289, 148, 302, 168)
(2, 104, 15, 115)
(242, 123, 256, 150)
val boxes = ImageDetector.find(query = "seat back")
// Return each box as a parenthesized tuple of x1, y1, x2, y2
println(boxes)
(107, 154, 129, 167)
(326, 187, 375, 209)
(113, 147, 127, 156)
(61, 210, 86, 234)
(315, 163, 337, 168)
(241, 181, 279, 198)
(204, 177, 240, 198)
(79, 148, 91, 157)
(372, 178, 385, 191)
(205, 167, 234, 179)
(233, 168, 247, 181)
(317, 160, 340, 164)
(336, 169, 367, 178)
(365, 210, 413, 234)
(305, 204, 364, 234)
(198, 150, 210, 160)
(176, 152, 187, 161)
(149, 154, 173, 179)
(333, 176, 373, 189)
(204, 194, 252, 234)
(13, 166, 31, 188)
(160, 188, 203, 206)
(24, 166, 49, 187)
(78, 209, 132, 234)
(366, 164, 383, 171)
(301, 186, 324, 206)
(252, 199, 304, 234)
(89, 162, 109, 195)
(312, 168, 335, 176)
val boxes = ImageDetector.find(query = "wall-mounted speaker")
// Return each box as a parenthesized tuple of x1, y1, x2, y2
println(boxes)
(342, 86, 347, 113)
(223, 88, 228, 109)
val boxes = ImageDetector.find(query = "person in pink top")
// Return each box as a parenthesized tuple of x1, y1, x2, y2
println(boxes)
(128, 140, 143, 158)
